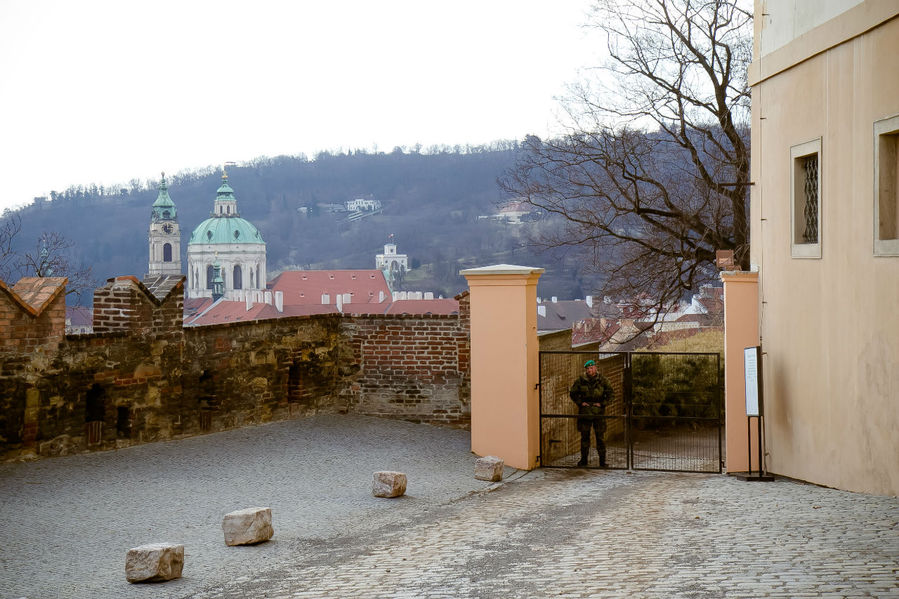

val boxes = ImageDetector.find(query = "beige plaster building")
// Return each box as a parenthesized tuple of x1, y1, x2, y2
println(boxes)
(748, 0, 898, 495)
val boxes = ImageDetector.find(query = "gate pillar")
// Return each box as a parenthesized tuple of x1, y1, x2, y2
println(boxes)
(721, 271, 760, 473)
(461, 265, 544, 470)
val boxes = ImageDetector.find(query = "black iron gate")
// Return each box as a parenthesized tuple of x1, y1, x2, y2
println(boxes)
(539, 351, 723, 473)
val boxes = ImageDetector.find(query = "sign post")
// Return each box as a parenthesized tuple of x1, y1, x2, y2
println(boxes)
(735, 346, 774, 481)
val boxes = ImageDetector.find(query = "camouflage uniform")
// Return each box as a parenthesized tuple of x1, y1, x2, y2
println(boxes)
(569, 371, 614, 466)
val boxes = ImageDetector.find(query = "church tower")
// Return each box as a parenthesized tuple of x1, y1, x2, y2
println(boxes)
(148, 172, 182, 276)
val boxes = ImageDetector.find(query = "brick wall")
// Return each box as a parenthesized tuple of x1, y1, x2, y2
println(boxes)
(340, 308, 471, 427)
(0, 276, 471, 460)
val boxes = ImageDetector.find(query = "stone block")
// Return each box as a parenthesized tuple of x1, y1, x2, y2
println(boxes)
(222, 507, 274, 546)
(474, 455, 504, 481)
(372, 471, 407, 498)
(125, 543, 184, 583)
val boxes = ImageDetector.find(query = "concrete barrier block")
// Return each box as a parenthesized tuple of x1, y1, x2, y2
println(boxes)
(222, 507, 274, 546)
(125, 543, 184, 583)
(474, 455, 504, 482)
(372, 471, 407, 497)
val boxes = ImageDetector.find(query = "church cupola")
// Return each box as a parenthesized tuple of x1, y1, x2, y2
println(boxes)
(148, 172, 182, 276)
(213, 171, 239, 217)
(151, 172, 178, 221)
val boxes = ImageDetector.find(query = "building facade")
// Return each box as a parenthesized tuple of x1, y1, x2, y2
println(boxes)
(186, 173, 267, 300)
(748, 0, 899, 495)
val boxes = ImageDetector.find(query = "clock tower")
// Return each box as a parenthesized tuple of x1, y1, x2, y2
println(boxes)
(148, 172, 182, 276)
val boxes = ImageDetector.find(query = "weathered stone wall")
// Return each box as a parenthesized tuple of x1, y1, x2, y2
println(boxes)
(0, 277, 471, 460)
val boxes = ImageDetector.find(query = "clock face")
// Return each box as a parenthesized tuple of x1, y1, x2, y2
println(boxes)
(162, 224, 173, 234)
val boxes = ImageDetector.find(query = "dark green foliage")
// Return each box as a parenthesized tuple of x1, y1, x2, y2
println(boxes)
(631, 353, 721, 427)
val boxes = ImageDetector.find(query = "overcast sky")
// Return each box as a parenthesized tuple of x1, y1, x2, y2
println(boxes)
(0, 0, 599, 212)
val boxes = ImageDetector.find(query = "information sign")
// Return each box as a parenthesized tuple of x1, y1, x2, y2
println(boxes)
(744, 346, 761, 417)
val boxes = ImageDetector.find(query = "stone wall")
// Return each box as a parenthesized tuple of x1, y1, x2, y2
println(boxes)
(0, 276, 471, 461)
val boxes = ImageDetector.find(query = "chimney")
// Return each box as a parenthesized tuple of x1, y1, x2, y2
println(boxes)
(264, 291, 272, 305)
(379, 291, 385, 303)
(322, 293, 330, 305)
(585, 295, 593, 308)
(551, 296, 558, 303)
(275, 291, 283, 313)
(246, 295, 253, 311)
(336, 294, 343, 312)
(537, 305, 546, 318)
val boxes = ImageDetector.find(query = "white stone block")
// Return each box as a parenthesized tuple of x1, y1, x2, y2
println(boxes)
(125, 543, 184, 583)
(474, 456, 504, 482)
(372, 471, 407, 497)
(222, 507, 274, 546)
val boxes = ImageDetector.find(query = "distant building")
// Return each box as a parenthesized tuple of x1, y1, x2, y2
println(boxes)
(536, 297, 594, 333)
(478, 199, 537, 224)
(65, 306, 93, 334)
(185, 172, 267, 301)
(375, 241, 408, 275)
(346, 198, 381, 212)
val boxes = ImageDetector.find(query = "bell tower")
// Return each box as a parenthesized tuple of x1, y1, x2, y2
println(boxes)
(148, 172, 182, 276)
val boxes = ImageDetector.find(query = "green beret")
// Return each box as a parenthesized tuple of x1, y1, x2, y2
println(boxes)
(583, 359, 596, 368)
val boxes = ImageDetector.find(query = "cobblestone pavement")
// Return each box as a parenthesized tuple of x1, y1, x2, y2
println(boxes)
(2, 416, 898, 599)
(189, 469, 899, 599)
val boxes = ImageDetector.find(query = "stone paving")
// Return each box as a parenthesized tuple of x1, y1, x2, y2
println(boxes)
(1, 415, 897, 599)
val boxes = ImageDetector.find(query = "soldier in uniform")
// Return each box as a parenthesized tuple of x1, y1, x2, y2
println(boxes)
(569, 359, 614, 467)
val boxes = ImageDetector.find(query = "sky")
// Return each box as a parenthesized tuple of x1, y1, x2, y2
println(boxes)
(0, 0, 599, 212)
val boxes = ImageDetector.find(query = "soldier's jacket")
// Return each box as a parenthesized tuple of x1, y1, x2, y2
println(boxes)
(569, 373, 614, 416)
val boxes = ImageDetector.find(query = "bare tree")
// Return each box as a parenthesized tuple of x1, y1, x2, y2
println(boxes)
(501, 0, 752, 322)
(0, 213, 22, 281)
(0, 221, 96, 303)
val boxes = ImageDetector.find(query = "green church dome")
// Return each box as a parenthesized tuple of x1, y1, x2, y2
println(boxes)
(189, 216, 264, 245)
(188, 173, 265, 245)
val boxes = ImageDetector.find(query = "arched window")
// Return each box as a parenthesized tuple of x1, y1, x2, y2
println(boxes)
(233, 265, 242, 290)
(163, 243, 172, 262)
(256, 265, 260, 289)
(206, 265, 214, 290)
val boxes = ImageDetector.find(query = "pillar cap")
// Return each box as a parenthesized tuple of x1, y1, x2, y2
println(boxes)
(460, 264, 545, 277)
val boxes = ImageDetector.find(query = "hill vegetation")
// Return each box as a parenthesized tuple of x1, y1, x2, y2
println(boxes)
(4, 144, 597, 303)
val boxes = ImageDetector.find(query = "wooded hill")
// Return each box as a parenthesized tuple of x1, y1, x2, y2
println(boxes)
(5, 144, 595, 303)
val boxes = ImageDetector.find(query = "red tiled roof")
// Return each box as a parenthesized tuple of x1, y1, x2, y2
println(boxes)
(0, 277, 68, 317)
(269, 270, 392, 306)
(186, 300, 338, 326)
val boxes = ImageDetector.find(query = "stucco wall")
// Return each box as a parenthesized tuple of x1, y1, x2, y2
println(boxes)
(750, 6, 899, 495)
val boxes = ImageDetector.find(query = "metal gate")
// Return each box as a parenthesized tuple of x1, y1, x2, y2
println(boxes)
(539, 351, 723, 473)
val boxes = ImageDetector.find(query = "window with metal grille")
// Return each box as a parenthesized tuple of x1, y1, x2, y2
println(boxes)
(791, 139, 822, 258)
(875, 115, 899, 256)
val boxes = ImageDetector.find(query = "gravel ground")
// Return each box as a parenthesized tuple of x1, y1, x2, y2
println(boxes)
(0, 414, 503, 599)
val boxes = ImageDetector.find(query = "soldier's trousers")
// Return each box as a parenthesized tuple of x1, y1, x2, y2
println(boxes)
(578, 417, 606, 465)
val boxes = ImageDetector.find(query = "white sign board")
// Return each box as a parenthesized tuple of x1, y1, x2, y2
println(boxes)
(744, 346, 761, 417)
